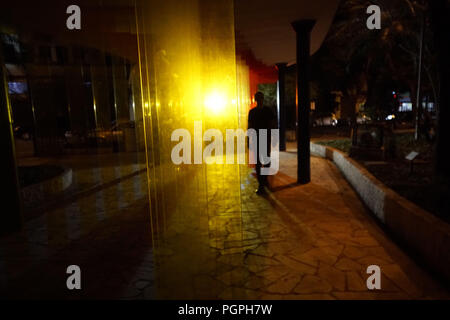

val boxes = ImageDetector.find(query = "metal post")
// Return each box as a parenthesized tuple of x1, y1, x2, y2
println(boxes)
(0, 46, 22, 235)
(276, 63, 287, 151)
(414, 14, 425, 141)
(291, 19, 316, 184)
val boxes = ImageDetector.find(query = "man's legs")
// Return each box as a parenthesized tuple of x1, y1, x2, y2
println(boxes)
(255, 135, 271, 194)
(256, 161, 267, 194)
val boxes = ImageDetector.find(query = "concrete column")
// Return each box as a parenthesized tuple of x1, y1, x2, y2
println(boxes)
(64, 53, 89, 136)
(0, 48, 22, 235)
(89, 50, 112, 131)
(276, 62, 287, 151)
(291, 19, 315, 184)
(131, 65, 145, 153)
(112, 56, 130, 123)
(25, 63, 60, 155)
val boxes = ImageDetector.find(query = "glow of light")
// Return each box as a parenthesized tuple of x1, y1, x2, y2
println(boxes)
(93, 100, 98, 126)
(386, 114, 396, 120)
(204, 91, 227, 114)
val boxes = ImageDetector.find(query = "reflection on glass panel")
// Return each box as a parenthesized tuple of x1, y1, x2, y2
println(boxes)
(0, 0, 253, 298)
(135, 0, 251, 296)
(0, 0, 147, 227)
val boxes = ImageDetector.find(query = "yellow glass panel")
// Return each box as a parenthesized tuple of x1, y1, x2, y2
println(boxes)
(135, 0, 251, 295)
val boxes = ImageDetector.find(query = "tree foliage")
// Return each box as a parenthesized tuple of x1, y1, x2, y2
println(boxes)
(311, 0, 439, 121)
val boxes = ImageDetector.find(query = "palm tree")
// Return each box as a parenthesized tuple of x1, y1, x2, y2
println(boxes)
(323, 0, 438, 132)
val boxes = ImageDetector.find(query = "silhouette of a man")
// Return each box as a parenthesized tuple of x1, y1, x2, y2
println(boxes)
(248, 91, 276, 194)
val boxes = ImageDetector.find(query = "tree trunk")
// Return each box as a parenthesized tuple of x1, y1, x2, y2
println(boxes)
(408, 81, 417, 122)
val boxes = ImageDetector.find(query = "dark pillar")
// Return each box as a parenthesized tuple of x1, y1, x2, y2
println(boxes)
(0, 48, 22, 235)
(430, 0, 450, 216)
(112, 56, 130, 123)
(414, 14, 425, 141)
(89, 50, 112, 131)
(291, 19, 315, 184)
(64, 48, 89, 137)
(276, 63, 287, 151)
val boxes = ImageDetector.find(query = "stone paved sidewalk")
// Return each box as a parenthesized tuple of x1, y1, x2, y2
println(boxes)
(0, 153, 448, 299)
(129, 153, 449, 299)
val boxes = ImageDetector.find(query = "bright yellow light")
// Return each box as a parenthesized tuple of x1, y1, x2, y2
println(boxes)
(204, 91, 226, 114)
